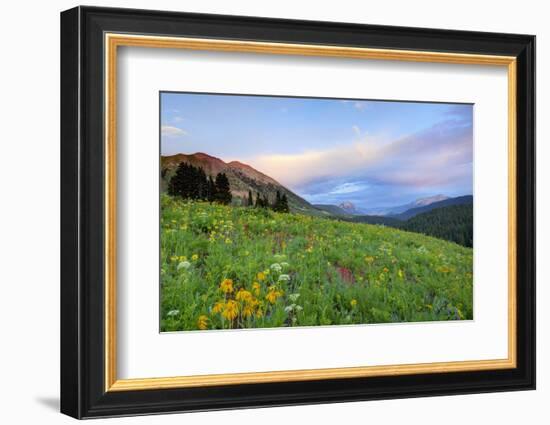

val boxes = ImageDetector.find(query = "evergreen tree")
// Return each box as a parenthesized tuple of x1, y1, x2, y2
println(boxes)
(280, 193, 290, 213)
(168, 162, 192, 199)
(206, 176, 217, 202)
(247, 190, 254, 207)
(214, 172, 232, 205)
(255, 192, 261, 208)
(197, 167, 208, 200)
(168, 162, 212, 202)
(273, 191, 282, 211)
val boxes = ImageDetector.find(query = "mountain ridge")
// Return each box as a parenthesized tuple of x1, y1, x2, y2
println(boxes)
(391, 195, 473, 221)
(161, 152, 323, 215)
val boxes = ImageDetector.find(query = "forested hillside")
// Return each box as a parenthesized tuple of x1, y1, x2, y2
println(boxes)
(399, 204, 473, 247)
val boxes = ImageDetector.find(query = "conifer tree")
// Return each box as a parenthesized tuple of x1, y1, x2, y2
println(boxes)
(255, 192, 261, 208)
(214, 172, 232, 205)
(168, 162, 192, 199)
(207, 176, 217, 202)
(273, 191, 282, 211)
(280, 193, 290, 213)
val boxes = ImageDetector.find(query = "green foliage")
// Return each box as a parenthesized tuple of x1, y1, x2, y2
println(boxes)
(160, 195, 473, 331)
(399, 204, 473, 247)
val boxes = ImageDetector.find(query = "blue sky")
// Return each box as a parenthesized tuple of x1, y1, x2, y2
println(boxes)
(161, 92, 473, 212)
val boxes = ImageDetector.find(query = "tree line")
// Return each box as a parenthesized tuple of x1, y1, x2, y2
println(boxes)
(248, 189, 289, 213)
(399, 204, 473, 247)
(167, 162, 290, 213)
(168, 162, 232, 204)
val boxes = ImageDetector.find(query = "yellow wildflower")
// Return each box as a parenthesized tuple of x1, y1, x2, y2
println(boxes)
(191, 254, 199, 261)
(197, 315, 209, 330)
(225, 238, 232, 244)
(242, 304, 255, 318)
(212, 301, 225, 314)
(236, 289, 253, 302)
(220, 278, 234, 294)
(257, 272, 266, 281)
(383, 267, 389, 273)
(222, 300, 239, 321)
(364, 256, 374, 264)
(350, 299, 358, 308)
(252, 282, 261, 296)
(398, 269, 404, 279)
(266, 287, 283, 304)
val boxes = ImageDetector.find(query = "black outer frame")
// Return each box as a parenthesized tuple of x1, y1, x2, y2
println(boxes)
(60, 6, 535, 419)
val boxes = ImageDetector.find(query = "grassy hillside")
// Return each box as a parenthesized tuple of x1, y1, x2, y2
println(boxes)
(346, 214, 403, 226)
(160, 195, 473, 331)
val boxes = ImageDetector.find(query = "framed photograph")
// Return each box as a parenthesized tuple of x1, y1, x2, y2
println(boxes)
(60, 6, 535, 419)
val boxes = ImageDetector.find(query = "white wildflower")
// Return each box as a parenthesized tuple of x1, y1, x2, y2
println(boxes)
(288, 293, 300, 302)
(177, 260, 191, 270)
(270, 263, 282, 272)
(278, 274, 290, 282)
(167, 309, 180, 317)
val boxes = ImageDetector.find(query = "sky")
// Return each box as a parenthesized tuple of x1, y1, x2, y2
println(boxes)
(161, 92, 473, 212)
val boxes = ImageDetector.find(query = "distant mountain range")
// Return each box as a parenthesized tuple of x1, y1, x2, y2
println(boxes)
(316, 195, 472, 221)
(161, 153, 324, 216)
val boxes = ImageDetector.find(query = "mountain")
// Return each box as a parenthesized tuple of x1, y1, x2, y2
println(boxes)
(313, 204, 353, 216)
(161, 153, 323, 215)
(413, 194, 450, 207)
(400, 204, 473, 247)
(338, 201, 359, 214)
(369, 194, 450, 216)
(391, 195, 473, 221)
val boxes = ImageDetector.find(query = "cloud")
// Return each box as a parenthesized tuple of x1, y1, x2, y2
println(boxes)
(244, 117, 472, 195)
(161, 125, 187, 137)
(328, 182, 369, 195)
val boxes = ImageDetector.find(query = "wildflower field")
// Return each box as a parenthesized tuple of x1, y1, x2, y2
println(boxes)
(160, 194, 473, 331)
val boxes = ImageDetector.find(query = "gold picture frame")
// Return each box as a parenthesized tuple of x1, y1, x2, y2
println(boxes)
(104, 33, 517, 392)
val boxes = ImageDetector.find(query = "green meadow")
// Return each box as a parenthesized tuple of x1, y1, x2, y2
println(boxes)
(160, 194, 473, 331)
